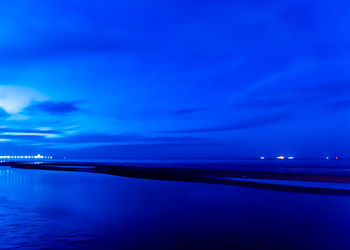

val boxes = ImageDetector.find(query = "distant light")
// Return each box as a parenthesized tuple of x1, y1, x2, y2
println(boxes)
(288, 157, 295, 160)
(336, 157, 339, 160)
(0, 154, 54, 160)
(260, 157, 265, 160)
(326, 157, 330, 160)
(277, 156, 285, 160)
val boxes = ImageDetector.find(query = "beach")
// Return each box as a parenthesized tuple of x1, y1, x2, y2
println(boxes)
(0, 160, 350, 249)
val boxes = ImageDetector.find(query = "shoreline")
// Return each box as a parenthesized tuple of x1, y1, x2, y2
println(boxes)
(1, 161, 350, 195)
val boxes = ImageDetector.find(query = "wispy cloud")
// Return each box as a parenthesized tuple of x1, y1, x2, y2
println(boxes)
(0, 128, 61, 141)
(163, 111, 291, 133)
(324, 99, 350, 113)
(0, 34, 126, 65)
(25, 101, 83, 115)
(0, 129, 213, 149)
(172, 108, 208, 116)
(230, 79, 350, 114)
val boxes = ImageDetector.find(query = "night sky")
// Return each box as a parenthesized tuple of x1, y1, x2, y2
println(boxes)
(0, 0, 348, 159)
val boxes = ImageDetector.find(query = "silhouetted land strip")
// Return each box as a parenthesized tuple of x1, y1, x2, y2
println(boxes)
(2, 161, 350, 195)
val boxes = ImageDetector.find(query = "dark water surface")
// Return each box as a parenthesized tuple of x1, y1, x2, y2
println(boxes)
(1, 161, 350, 249)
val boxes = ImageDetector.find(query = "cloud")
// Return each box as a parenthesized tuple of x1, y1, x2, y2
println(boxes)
(0, 129, 213, 150)
(1, 132, 59, 139)
(0, 34, 126, 65)
(163, 112, 291, 133)
(232, 98, 292, 109)
(324, 99, 350, 112)
(0, 108, 8, 117)
(0, 128, 60, 134)
(0, 128, 61, 141)
(231, 80, 350, 113)
(25, 101, 82, 115)
(0, 86, 47, 114)
(172, 108, 208, 116)
(53, 133, 208, 144)
(18, 132, 212, 149)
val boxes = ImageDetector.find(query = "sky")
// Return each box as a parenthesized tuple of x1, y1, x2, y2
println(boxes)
(0, 0, 348, 159)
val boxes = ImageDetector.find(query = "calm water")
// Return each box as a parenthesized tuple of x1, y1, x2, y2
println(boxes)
(1, 162, 350, 249)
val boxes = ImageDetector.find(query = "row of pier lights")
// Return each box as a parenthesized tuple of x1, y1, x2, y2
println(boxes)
(0, 154, 53, 160)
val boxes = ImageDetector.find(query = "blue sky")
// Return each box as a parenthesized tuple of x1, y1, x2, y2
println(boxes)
(0, 0, 348, 159)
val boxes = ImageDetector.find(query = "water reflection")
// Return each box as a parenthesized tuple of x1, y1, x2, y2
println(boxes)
(0, 167, 93, 248)
(0, 167, 41, 192)
(0, 196, 91, 249)
(0, 166, 350, 249)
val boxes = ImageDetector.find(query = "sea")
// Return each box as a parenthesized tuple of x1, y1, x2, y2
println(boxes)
(0, 159, 350, 249)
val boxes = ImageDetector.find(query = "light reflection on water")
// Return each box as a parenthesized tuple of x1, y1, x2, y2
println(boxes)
(0, 196, 91, 249)
(1, 165, 350, 249)
(0, 167, 93, 249)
